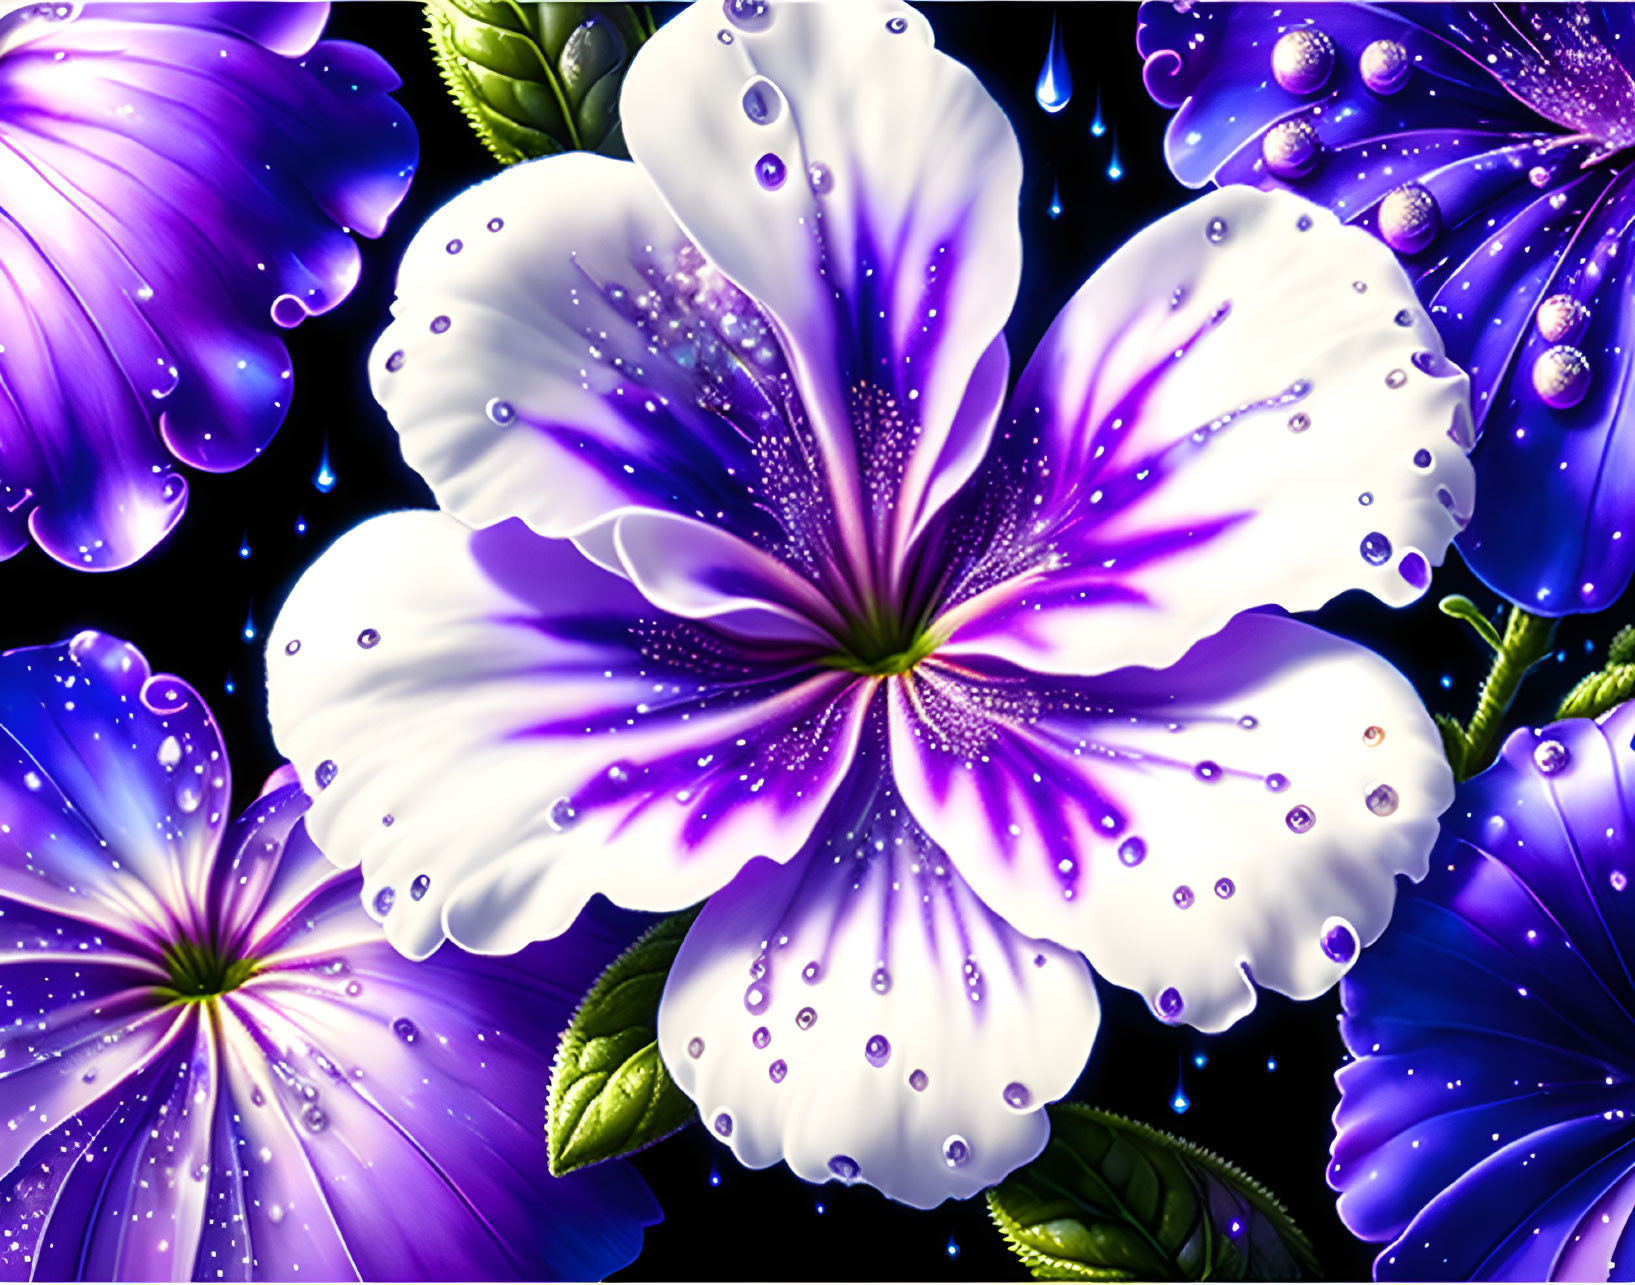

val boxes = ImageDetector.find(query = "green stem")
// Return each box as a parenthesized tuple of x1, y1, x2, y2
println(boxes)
(1458, 607, 1557, 779)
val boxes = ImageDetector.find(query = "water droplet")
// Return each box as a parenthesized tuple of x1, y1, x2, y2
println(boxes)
(795, 1005, 817, 1030)
(1613, 870, 1629, 893)
(1266, 773, 1290, 792)
(1359, 491, 1374, 507)
(1173, 884, 1195, 909)
(445, 238, 463, 255)
(1287, 412, 1310, 433)
(1533, 345, 1591, 409)
(1359, 38, 1410, 94)
(1205, 217, 1228, 244)
(1365, 784, 1400, 816)
(744, 984, 769, 1014)
(768, 1058, 787, 1082)
(1533, 739, 1569, 774)
(1296, 213, 1313, 231)
(82, 1067, 97, 1083)
(1363, 725, 1386, 747)
(302, 1102, 326, 1132)
(1271, 27, 1335, 94)
(741, 78, 780, 124)
(807, 162, 833, 194)
(1238, 715, 1258, 730)
(713, 1111, 733, 1137)
(1214, 877, 1235, 899)
(717, 28, 733, 43)
(754, 152, 786, 190)
(885, 14, 907, 33)
(1321, 921, 1357, 963)
(485, 398, 516, 425)
(392, 1017, 418, 1043)
(1035, 13, 1072, 114)
(487, 217, 504, 232)
(1536, 294, 1590, 345)
(688, 1037, 705, 1058)
(1286, 804, 1316, 833)
(1399, 552, 1430, 589)
(801, 959, 822, 983)
(1193, 760, 1222, 782)
(1118, 836, 1147, 866)
(381, 814, 394, 827)
(157, 735, 183, 769)
(909, 1068, 929, 1091)
(1377, 183, 1439, 255)
(356, 627, 381, 651)
(1261, 117, 1320, 179)
(1413, 448, 1433, 468)
(283, 639, 302, 656)
(942, 1135, 970, 1167)
(410, 874, 430, 901)
(345, 980, 362, 996)
(1384, 368, 1407, 389)
(314, 759, 338, 789)
(373, 886, 395, 916)
(828, 1154, 860, 1181)
(1360, 531, 1393, 566)
(429, 315, 451, 335)
(752, 1026, 770, 1049)
(1002, 1081, 1032, 1109)
(871, 966, 891, 994)
(864, 1034, 891, 1067)
(1047, 177, 1063, 220)
(384, 349, 405, 373)
(548, 797, 577, 830)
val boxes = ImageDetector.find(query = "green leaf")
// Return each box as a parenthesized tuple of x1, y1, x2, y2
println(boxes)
(1438, 594, 1502, 653)
(987, 1105, 1320, 1282)
(424, 1, 654, 165)
(1610, 626, 1635, 667)
(546, 907, 699, 1175)
(1557, 662, 1635, 722)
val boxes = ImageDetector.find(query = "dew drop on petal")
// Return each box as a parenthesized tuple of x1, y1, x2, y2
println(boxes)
(744, 984, 769, 1014)
(283, 640, 301, 656)
(713, 1111, 733, 1137)
(357, 627, 381, 649)
(1286, 804, 1316, 833)
(864, 1034, 891, 1067)
(1360, 532, 1393, 566)
(885, 14, 907, 32)
(485, 398, 516, 426)
(1536, 294, 1590, 345)
(1214, 877, 1235, 899)
(1261, 118, 1320, 179)
(1533, 739, 1569, 774)
(314, 759, 338, 789)
(752, 1026, 770, 1049)
(445, 238, 463, 255)
(410, 874, 429, 901)
(1377, 183, 1439, 254)
(741, 79, 780, 124)
(1271, 27, 1335, 94)
(829, 1154, 860, 1181)
(373, 886, 395, 916)
(769, 1058, 787, 1082)
(1193, 760, 1222, 782)
(1118, 836, 1147, 866)
(1205, 217, 1228, 244)
(1321, 920, 1357, 963)
(1613, 870, 1629, 893)
(1414, 448, 1433, 468)
(1359, 38, 1410, 93)
(1287, 412, 1310, 433)
(754, 153, 787, 190)
(1533, 345, 1591, 409)
(1265, 773, 1290, 793)
(1365, 784, 1400, 816)
(1399, 552, 1430, 589)
(795, 1005, 816, 1029)
(1157, 987, 1184, 1021)
(392, 1017, 417, 1043)
(942, 1135, 970, 1167)
(429, 315, 451, 335)
(548, 797, 577, 831)
(871, 966, 891, 994)
(909, 1068, 929, 1091)
(1173, 885, 1195, 909)
(384, 349, 405, 373)
(1003, 1081, 1032, 1109)
(1384, 368, 1408, 389)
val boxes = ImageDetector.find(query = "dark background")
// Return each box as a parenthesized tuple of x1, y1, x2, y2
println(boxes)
(2, 4, 1627, 1279)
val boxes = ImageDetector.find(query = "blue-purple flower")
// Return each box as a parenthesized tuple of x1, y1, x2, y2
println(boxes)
(0, 633, 659, 1280)
(267, 0, 1474, 1207)
(1332, 701, 1635, 1281)
(0, 2, 414, 571)
(1139, 2, 1635, 615)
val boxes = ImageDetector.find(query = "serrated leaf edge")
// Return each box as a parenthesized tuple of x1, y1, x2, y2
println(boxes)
(545, 906, 702, 1175)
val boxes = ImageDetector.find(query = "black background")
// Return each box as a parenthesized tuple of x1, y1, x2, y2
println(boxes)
(2, 4, 1627, 1280)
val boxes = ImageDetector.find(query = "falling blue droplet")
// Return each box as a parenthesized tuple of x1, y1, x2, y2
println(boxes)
(1035, 13, 1071, 114)
(946, 1235, 961, 1261)
(1267, 1057, 1278, 1072)
(313, 443, 337, 494)
(708, 1165, 720, 1188)
(238, 534, 251, 560)
(1048, 178, 1063, 220)
(295, 514, 308, 536)
(1090, 88, 1105, 137)
(1170, 1087, 1190, 1114)
(1555, 650, 1566, 663)
(815, 1202, 825, 1215)
(242, 607, 256, 643)
(224, 674, 236, 695)
(1106, 131, 1123, 182)
(1193, 1051, 1208, 1069)
(1586, 638, 1596, 654)
(1439, 674, 1453, 690)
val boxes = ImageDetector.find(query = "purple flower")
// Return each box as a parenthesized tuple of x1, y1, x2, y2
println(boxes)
(0, 633, 659, 1280)
(268, 0, 1473, 1207)
(1332, 703, 1635, 1281)
(1139, 2, 1635, 615)
(0, 3, 414, 571)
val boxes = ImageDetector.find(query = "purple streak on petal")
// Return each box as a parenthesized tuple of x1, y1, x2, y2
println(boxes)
(0, 7, 414, 569)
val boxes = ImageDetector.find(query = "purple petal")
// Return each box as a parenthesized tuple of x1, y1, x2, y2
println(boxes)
(0, 5, 414, 569)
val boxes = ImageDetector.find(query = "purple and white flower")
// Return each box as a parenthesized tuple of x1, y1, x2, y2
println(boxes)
(1138, 2, 1635, 614)
(0, 2, 414, 571)
(1332, 703, 1635, 1281)
(268, 0, 1473, 1207)
(0, 633, 659, 1280)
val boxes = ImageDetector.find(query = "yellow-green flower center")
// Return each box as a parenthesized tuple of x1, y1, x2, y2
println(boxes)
(158, 938, 258, 1002)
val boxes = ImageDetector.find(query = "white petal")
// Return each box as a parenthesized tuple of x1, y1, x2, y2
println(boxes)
(934, 186, 1475, 677)
(658, 769, 1097, 1208)
(888, 613, 1453, 1033)
(266, 512, 872, 958)
(623, 0, 1021, 578)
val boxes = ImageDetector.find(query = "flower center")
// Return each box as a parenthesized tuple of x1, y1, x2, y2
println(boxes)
(824, 606, 940, 677)
(159, 938, 257, 1001)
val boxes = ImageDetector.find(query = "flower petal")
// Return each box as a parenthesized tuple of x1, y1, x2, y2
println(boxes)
(267, 510, 872, 957)
(0, 5, 413, 569)
(889, 612, 1451, 1033)
(930, 186, 1472, 677)
(658, 728, 1097, 1208)
(623, 0, 1020, 583)
(0, 633, 230, 944)
(1334, 705, 1635, 1279)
